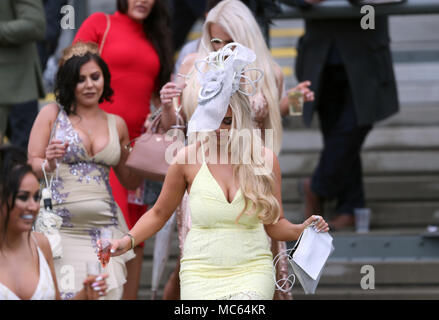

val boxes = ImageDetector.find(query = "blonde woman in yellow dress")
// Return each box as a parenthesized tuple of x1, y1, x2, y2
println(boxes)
(106, 43, 328, 300)
(159, 0, 315, 299)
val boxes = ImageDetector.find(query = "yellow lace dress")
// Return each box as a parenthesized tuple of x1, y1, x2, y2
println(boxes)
(179, 147, 275, 300)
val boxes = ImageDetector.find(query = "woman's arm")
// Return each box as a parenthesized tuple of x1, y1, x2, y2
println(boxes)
(28, 103, 68, 178)
(109, 149, 189, 255)
(264, 149, 329, 241)
(112, 115, 143, 190)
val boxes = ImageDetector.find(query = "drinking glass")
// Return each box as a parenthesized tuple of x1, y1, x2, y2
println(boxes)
(86, 260, 103, 277)
(171, 73, 186, 129)
(98, 228, 113, 269)
(288, 90, 304, 116)
(354, 208, 371, 234)
(86, 261, 104, 300)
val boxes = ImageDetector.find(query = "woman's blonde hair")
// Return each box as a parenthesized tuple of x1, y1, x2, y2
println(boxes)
(196, 92, 280, 225)
(182, 0, 283, 155)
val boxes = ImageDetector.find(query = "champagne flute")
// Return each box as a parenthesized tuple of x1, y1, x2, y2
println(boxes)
(86, 260, 103, 277)
(97, 228, 113, 270)
(53, 120, 67, 171)
(171, 73, 187, 129)
(86, 261, 104, 299)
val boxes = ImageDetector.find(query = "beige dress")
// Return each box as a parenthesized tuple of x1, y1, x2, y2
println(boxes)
(51, 109, 135, 300)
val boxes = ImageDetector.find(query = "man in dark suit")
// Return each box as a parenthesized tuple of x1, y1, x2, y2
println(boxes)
(0, 0, 46, 148)
(285, 0, 400, 229)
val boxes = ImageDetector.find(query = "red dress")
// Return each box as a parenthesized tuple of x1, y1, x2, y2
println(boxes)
(74, 11, 160, 238)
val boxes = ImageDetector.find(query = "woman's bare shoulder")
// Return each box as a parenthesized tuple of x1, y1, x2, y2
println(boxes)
(32, 232, 53, 262)
(38, 103, 60, 120)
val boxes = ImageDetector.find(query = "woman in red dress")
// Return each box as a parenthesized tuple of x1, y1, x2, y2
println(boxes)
(74, 0, 173, 299)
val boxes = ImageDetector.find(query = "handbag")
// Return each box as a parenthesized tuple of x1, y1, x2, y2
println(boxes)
(34, 161, 63, 260)
(125, 108, 185, 182)
(290, 224, 334, 294)
(273, 223, 334, 295)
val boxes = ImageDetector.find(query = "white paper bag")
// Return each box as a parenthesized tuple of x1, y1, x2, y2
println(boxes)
(290, 226, 334, 294)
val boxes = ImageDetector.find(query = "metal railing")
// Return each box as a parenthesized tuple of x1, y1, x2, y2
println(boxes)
(277, 0, 439, 19)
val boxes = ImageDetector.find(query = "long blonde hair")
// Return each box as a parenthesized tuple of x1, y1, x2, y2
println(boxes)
(182, 0, 283, 155)
(202, 92, 280, 225)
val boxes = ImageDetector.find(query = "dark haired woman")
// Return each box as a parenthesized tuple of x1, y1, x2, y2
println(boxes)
(0, 145, 108, 300)
(73, 0, 173, 298)
(28, 42, 139, 300)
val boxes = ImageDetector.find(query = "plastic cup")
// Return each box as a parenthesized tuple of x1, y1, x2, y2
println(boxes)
(288, 90, 304, 116)
(354, 208, 371, 234)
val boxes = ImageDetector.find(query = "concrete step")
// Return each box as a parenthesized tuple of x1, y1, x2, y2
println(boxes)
(283, 105, 439, 130)
(283, 202, 439, 228)
(282, 176, 439, 202)
(291, 285, 439, 300)
(279, 150, 439, 177)
(315, 260, 439, 286)
(138, 288, 164, 300)
(136, 259, 439, 299)
(138, 286, 439, 300)
(280, 126, 439, 153)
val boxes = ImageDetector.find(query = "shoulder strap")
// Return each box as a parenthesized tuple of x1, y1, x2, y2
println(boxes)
(106, 113, 118, 141)
(99, 14, 111, 55)
(30, 232, 39, 249)
(200, 141, 206, 164)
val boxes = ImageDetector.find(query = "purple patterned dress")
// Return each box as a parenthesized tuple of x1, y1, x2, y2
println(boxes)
(51, 109, 135, 300)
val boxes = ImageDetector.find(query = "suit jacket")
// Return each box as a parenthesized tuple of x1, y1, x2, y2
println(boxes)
(0, 0, 46, 104)
(287, 1, 400, 127)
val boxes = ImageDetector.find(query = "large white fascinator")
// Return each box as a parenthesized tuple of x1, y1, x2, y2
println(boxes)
(187, 42, 263, 135)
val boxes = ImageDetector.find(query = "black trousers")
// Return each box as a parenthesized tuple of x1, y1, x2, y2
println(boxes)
(6, 100, 39, 150)
(311, 65, 372, 215)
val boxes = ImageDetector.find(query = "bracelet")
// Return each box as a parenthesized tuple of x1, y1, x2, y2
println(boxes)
(125, 233, 135, 250)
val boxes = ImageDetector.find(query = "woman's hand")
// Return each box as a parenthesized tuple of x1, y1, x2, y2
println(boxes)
(160, 82, 186, 110)
(45, 139, 69, 171)
(288, 81, 315, 103)
(97, 236, 131, 258)
(302, 215, 329, 233)
(250, 91, 269, 123)
(83, 274, 108, 300)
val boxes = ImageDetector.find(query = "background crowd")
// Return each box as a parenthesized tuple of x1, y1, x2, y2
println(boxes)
(0, 0, 400, 300)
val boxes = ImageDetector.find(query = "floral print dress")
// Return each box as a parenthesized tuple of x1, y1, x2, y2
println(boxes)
(50, 108, 135, 300)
